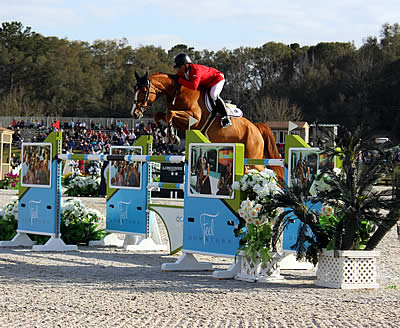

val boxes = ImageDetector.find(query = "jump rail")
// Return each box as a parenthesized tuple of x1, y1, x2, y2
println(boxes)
(58, 154, 186, 163)
(58, 154, 284, 167)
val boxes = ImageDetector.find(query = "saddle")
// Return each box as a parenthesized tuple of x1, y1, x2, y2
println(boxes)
(204, 90, 243, 118)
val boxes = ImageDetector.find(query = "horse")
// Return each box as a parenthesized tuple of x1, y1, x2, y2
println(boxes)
(131, 72, 284, 182)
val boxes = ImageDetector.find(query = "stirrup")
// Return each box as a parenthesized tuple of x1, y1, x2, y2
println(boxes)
(221, 116, 232, 128)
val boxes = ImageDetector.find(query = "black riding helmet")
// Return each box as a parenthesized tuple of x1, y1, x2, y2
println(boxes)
(174, 53, 192, 68)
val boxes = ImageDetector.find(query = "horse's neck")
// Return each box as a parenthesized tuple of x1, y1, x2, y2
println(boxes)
(180, 88, 209, 128)
(151, 73, 209, 129)
(151, 74, 175, 97)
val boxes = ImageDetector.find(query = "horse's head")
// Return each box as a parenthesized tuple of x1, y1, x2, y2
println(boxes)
(131, 71, 158, 119)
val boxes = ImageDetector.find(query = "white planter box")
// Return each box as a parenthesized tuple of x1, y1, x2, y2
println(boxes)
(315, 250, 379, 289)
(234, 251, 284, 283)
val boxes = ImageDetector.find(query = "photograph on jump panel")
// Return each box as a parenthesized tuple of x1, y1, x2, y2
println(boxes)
(188, 143, 235, 199)
(109, 146, 142, 189)
(21, 143, 52, 188)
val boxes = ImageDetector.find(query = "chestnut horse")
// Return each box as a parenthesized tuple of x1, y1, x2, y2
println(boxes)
(131, 72, 284, 181)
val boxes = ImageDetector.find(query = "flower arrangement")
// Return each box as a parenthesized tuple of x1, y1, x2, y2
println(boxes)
(0, 198, 18, 241)
(64, 175, 100, 197)
(0, 172, 19, 189)
(60, 198, 106, 245)
(62, 171, 76, 187)
(0, 198, 106, 245)
(233, 169, 280, 267)
(87, 162, 101, 177)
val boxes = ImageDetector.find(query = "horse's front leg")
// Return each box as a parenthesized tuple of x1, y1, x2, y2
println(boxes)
(164, 111, 181, 146)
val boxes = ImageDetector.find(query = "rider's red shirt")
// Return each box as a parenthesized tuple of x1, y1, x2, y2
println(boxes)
(177, 63, 224, 90)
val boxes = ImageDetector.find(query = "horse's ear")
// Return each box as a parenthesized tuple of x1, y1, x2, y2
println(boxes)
(135, 71, 140, 81)
(145, 71, 149, 80)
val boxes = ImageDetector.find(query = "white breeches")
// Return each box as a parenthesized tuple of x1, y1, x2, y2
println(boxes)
(209, 77, 225, 101)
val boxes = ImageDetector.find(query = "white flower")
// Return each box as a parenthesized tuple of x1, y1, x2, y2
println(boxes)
(65, 219, 70, 226)
(88, 209, 101, 218)
(240, 175, 248, 183)
(241, 199, 254, 210)
(238, 208, 247, 219)
(264, 169, 276, 178)
(254, 203, 262, 212)
(232, 181, 240, 190)
(249, 208, 258, 218)
(333, 168, 341, 175)
(321, 206, 334, 217)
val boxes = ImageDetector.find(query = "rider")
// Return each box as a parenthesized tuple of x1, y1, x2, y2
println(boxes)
(173, 53, 232, 128)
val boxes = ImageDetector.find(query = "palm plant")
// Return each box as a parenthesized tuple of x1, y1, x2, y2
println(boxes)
(269, 125, 400, 264)
(268, 161, 328, 264)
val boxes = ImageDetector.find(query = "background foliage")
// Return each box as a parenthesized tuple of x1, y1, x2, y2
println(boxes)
(1, 21, 400, 141)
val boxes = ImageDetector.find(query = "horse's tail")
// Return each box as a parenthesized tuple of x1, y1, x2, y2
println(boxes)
(255, 123, 285, 183)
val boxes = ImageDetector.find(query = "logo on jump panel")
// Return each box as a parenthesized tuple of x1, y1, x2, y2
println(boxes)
(29, 200, 41, 225)
(118, 201, 132, 225)
(200, 212, 218, 245)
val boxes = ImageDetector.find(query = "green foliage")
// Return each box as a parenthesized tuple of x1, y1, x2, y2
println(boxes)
(239, 223, 272, 268)
(318, 210, 374, 251)
(0, 215, 17, 241)
(63, 175, 100, 197)
(268, 125, 400, 264)
(233, 169, 281, 267)
(60, 199, 106, 245)
(61, 173, 75, 187)
(1, 21, 400, 141)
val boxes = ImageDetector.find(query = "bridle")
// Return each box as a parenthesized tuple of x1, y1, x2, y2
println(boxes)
(133, 79, 160, 116)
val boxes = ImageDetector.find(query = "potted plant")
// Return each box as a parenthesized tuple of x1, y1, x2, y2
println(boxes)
(232, 169, 284, 282)
(268, 125, 400, 289)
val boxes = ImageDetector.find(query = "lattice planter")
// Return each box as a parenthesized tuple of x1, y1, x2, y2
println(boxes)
(234, 251, 284, 283)
(315, 250, 379, 289)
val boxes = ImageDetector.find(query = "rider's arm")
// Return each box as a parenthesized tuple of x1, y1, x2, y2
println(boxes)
(178, 65, 201, 90)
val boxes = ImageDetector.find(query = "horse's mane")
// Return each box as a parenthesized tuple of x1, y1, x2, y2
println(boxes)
(150, 72, 206, 94)
(150, 72, 175, 79)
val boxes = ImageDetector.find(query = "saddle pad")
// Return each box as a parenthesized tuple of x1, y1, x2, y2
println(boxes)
(226, 103, 243, 118)
(204, 92, 243, 118)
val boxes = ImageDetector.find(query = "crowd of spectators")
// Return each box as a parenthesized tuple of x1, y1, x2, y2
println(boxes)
(8, 118, 182, 156)
(6, 118, 400, 177)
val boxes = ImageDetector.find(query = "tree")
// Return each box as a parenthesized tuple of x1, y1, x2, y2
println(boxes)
(254, 96, 303, 122)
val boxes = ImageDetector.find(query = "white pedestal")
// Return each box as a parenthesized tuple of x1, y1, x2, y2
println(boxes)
(279, 251, 315, 270)
(162, 252, 213, 272)
(123, 234, 142, 248)
(0, 232, 36, 247)
(124, 237, 168, 251)
(89, 234, 125, 247)
(32, 237, 78, 252)
(213, 259, 241, 279)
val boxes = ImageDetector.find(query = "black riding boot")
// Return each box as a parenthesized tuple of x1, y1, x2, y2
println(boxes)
(215, 98, 232, 128)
